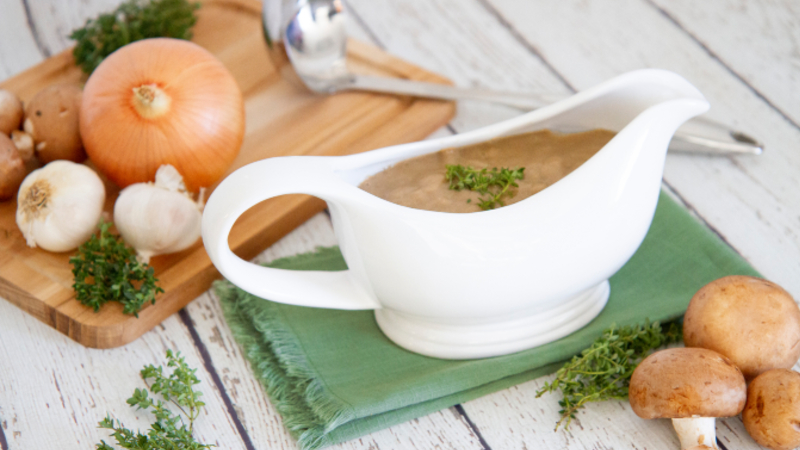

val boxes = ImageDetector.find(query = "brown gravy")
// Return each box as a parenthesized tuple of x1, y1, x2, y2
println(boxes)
(358, 129, 615, 213)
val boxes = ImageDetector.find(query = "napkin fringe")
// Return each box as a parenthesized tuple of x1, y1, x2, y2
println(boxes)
(214, 276, 355, 449)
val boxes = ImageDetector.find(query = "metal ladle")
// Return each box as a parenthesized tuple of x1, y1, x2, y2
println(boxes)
(263, 0, 762, 155)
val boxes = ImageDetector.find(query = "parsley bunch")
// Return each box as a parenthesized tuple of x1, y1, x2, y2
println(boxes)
(536, 320, 682, 430)
(70, 0, 200, 74)
(97, 350, 212, 450)
(70, 221, 163, 317)
(445, 164, 525, 210)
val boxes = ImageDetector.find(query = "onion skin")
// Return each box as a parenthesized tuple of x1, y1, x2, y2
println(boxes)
(80, 38, 245, 192)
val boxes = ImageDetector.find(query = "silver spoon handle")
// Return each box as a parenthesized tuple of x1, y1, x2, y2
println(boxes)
(350, 74, 552, 109)
(346, 74, 762, 156)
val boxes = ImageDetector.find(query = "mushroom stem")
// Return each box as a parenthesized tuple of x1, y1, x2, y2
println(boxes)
(672, 417, 717, 450)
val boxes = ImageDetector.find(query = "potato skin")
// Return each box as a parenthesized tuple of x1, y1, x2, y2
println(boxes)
(683, 275, 800, 380)
(743, 369, 800, 450)
(24, 84, 86, 164)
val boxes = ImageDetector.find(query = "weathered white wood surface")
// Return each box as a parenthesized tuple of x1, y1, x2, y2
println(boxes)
(651, 0, 800, 126)
(1, 0, 797, 449)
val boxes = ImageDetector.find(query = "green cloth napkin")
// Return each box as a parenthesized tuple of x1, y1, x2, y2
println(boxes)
(215, 191, 759, 449)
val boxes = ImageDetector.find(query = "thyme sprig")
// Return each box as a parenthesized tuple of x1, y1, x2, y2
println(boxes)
(70, 0, 200, 74)
(445, 164, 525, 210)
(536, 320, 682, 430)
(97, 350, 212, 450)
(70, 220, 163, 317)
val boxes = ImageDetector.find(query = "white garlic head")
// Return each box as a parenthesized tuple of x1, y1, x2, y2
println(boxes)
(114, 165, 203, 263)
(16, 160, 106, 252)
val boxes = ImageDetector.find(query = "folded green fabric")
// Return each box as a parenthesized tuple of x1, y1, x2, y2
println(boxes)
(215, 191, 759, 449)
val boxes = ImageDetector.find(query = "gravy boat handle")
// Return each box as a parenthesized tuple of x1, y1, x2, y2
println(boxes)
(202, 157, 379, 310)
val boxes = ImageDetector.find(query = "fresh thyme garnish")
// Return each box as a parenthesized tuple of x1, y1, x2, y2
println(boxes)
(70, 220, 163, 317)
(70, 0, 200, 74)
(536, 320, 683, 430)
(96, 350, 213, 450)
(445, 164, 525, 210)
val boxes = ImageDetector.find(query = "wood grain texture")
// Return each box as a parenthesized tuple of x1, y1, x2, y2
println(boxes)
(0, 0, 454, 349)
(0, 294, 249, 449)
(0, 0, 45, 78)
(346, 0, 574, 133)
(15, 0, 122, 58)
(651, 0, 800, 127)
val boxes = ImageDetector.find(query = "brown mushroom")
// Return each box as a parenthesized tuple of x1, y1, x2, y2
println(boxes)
(629, 347, 746, 450)
(0, 89, 23, 135)
(742, 369, 800, 450)
(23, 84, 85, 164)
(0, 133, 26, 201)
(683, 275, 800, 380)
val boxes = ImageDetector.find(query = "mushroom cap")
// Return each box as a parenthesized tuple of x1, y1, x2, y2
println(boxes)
(629, 347, 746, 419)
(0, 88, 23, 135)
(0, 133, 26, 200)
(683, 275, 800, 380)
(742, 369, 800, 450)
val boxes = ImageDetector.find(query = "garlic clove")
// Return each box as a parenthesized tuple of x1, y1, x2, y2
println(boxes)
(114, 165, 203, 262)
(154, 164, 188, 193)
(16, 160, 105, 252)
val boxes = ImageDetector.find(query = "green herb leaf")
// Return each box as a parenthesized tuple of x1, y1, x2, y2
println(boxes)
(535, 320, 682, 430)
(96, 350, 213, 450)
(70, 0, 201, 75)
(445, 164, 525, 210)
(70, 220, 163, 317)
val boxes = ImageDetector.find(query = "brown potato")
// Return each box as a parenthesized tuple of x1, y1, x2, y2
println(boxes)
(0, 133, 26, 201)
(24, 84, 86, 164)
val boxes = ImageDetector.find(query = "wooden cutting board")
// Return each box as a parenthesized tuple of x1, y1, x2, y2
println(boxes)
(0, 0, 454, 348)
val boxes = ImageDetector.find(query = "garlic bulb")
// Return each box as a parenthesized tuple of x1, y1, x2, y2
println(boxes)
(16, 160, 106, 252)
(114, 165, 204, 263)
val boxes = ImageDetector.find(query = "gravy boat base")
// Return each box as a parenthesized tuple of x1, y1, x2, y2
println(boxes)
(375, 281, 609, 359)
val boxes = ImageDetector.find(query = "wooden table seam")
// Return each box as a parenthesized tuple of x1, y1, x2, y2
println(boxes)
(644, 0, 800, 132)
(178, 309, 257, 450)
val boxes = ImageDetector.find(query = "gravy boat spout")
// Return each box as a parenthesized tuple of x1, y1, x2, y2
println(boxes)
(203, 69, 709, 359)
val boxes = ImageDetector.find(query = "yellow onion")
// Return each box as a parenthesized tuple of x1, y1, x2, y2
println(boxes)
(80, 38, 245, 192)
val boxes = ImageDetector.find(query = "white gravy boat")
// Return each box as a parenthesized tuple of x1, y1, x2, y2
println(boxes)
(202, 69, 709, 359)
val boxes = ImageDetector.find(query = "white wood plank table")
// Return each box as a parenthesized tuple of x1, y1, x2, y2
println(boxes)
(1, 1, 798, 449)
